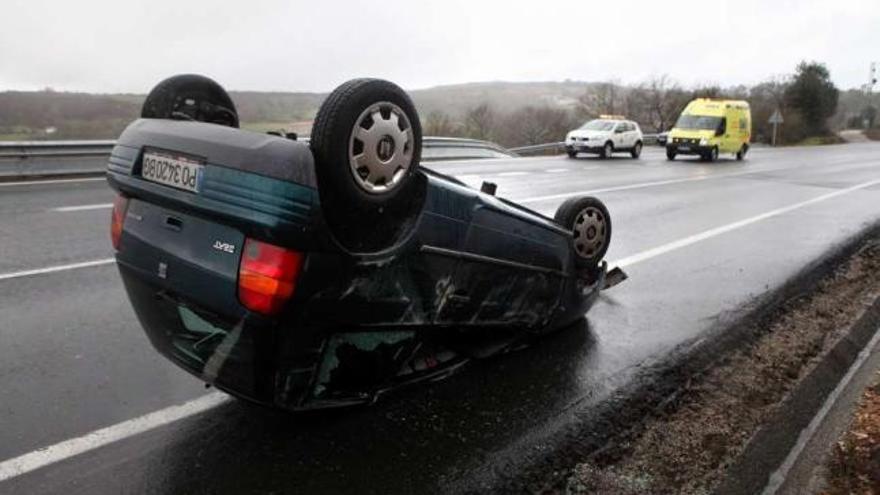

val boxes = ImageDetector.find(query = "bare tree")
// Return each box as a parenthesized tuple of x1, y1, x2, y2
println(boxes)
(463, 103, 496, 141)
(577, 80, 623, 119)
(626, 75, 689, 132)
(499, 106, 575, 147)
(423, 110, 456, 137)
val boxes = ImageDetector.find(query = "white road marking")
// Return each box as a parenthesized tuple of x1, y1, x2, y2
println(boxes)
(546, 168, 569, 173)
(520, 172, 739, 203)
(611, 178, 880, 268)
(0, 393, 229, 482)
(0, 258, 115, 282)
(0, 177, 105, 187)
(53, 203, 113, 212)
(497, 171, 529, 177)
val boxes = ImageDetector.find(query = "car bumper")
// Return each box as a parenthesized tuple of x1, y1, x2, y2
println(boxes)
(667, 143, 711, 155)
(566, 143, 603, 153)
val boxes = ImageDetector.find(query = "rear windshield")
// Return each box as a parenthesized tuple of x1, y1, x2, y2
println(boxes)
(675, 115, 723, 130)
(579, 120, 616, 131)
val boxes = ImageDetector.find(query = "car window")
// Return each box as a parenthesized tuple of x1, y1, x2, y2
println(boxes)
(675, 114, 723, 130)
(580, 120, 616, 131)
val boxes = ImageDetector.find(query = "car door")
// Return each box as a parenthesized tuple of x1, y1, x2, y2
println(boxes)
(613, 123, 626, 148)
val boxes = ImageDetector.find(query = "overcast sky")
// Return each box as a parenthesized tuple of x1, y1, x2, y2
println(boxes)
(2, 0, 877, 94)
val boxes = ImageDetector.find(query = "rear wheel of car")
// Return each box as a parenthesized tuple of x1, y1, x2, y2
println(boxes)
(666, 147, 676, 160)
(310, 78, 425, 251)
(631, 141, 643, 159)
(600, 142, 613, 159)
(736, 144, 748, 161)
(141, 74, 239, 128)
(554, 196, 611, 267)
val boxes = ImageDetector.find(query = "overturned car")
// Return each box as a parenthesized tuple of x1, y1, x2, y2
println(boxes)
(107, 75, 622, 410)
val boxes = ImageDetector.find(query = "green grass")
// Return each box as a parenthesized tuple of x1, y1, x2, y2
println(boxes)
(797, 135, 846, 146)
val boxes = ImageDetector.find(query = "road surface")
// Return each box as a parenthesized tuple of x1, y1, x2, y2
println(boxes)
(1, 143, 879, 494)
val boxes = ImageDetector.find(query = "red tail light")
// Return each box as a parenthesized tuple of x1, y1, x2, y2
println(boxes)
(111, 194, 129, 250)
(238, 238, 304, 315)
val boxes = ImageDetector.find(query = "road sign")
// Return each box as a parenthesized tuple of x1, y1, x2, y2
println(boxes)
(768, 109, 784, 124)
(769, 109, 784, 146)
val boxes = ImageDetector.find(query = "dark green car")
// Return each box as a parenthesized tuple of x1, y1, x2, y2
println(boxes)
(107, 75, 619, 410)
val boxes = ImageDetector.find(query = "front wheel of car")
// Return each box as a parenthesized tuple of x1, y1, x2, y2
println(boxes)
(600, 142, 613, 159)
(631, 141, 643, 159)
(141, 74, 239, 128)
(554, 196, 611, 268)
(567, 149, 577, 158)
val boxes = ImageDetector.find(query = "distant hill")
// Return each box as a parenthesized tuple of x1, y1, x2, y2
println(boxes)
(0, 81, 596, 141)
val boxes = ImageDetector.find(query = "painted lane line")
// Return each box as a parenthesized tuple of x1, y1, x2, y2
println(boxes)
(0, 258, 115, 282)
(497, 171, 530, 177)
(0, 177, 106, 187)
(546, 168, 569, 173)
(520, 172, 741, 203)
(0, 393, 229, 482)
(611, 178, 880, 269)
(53, 203, 113, 212)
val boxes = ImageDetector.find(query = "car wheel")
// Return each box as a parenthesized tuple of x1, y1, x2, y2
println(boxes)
(311, 78, 421, 207)
(601, 142, 613, 159)
(736, 145, 747, 161)
(554, 196, 611, 267)
(310, 79, 426, 252)
(567, 149, 577, 158)
(631, 141, 643, 159)
(141, 74, 239, 128)
(666, 147, 676, 161)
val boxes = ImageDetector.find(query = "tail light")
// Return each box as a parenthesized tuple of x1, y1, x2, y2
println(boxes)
(238, 238, 304, 315)
(110, 194, 129, 250)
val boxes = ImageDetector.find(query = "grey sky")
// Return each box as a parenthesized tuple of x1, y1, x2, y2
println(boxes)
(2, 0, 877, 93)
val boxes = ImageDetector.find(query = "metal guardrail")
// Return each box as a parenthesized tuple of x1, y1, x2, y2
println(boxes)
(0, 140, 116, 178)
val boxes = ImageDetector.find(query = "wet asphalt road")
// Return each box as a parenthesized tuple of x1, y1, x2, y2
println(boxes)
(1, 143, 879, 494)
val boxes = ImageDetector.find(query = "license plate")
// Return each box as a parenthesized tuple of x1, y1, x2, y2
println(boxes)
(141, 150, 204, 193)
(679, 146, 690, 151)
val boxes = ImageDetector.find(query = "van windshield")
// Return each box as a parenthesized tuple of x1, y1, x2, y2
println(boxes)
(579, 120, 616, 131)
(675, 115, 723, 130)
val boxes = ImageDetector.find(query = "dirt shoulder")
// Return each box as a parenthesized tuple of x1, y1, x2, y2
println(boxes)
(562, 240, 880, 494)
(822, 370, 880, 494)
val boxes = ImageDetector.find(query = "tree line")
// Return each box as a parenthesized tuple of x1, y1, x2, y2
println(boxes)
(425, 61, 854, 148)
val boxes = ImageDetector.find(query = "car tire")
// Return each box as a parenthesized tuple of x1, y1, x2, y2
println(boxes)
(554, 196, 611, 267)
(631, 141, 643, 159)
(141, 74, 239, 128)
(567, 149, 577, 158)
(736, 144, 747, 161)
(666, 147, 676, 161)
(310, 79, 426, 252)
(707, 146, 719, 162)
(600, 142, 613, 159)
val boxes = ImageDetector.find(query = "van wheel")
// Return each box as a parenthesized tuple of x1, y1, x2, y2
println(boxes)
(310, 79, 425, 252)
(600, 142, 613, 159)
(630, 141, 642, 159)
(666, 147, 676, 160)
(736, 145, 748, 161)
(704, 146, 719, 162)
(554, 196, 611, 267)
(142, 74, 239, 128)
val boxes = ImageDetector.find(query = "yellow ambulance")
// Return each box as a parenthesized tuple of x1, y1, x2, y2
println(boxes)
(666, 99, 751, 162)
